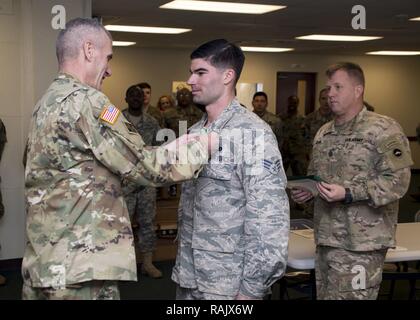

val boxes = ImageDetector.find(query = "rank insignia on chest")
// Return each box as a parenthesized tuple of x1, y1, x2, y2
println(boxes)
(100, 105, 120, 125)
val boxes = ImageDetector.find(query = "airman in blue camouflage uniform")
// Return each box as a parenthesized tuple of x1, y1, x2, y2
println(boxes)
(292, 62, 413, 300)
(172, 39, 289, 300)
(22, 18, 216, 300)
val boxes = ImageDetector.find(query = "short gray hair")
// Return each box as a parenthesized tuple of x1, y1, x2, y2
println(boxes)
(56, 17, 112, 65)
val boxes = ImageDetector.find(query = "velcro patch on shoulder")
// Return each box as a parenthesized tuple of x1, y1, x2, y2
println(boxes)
(377, 134, 413, 170)
(100, 105, 120, 125)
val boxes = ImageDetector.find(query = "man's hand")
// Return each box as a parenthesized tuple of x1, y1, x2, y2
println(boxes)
(166, 132, 219, 156)
(316, 182, 345, 202)
(291, 188, 313, 203)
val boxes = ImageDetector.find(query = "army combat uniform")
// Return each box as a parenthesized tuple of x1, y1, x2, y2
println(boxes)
(122, 109, 162, 277)
(254, 110, 284, 150)
(303, 108, 333, 158)
(281, 114, 307, 176)
(171, 99, 289, 299)
(308, 107, 413, 299)
(163, 104, 204, 138)
(22, 74, 207, 300)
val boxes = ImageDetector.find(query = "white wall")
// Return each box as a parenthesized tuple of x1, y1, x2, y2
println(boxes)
(0, 0, 91, 260)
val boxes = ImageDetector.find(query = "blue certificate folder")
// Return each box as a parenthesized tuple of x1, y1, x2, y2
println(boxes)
(286, 175, 325, 196)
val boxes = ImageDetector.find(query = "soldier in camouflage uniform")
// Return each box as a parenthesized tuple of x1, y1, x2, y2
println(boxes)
(163, 88, 204, 138)
(292, 62, 413, 300)
(172, 39, 289, 300)
(22, 18, 216, 300)
(281, 95, 307, 176)
(252, 91, 283, 150)
(0, 118, 6, 286)
(122, 85, 162, 278)
(137, 82, 164, 128)
(304, 88, 333, 158)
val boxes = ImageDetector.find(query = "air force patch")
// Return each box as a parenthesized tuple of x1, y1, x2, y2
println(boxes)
(100, 105, 120, 125)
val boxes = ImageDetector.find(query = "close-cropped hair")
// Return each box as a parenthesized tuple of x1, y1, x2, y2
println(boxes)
(326, 62, 365, 87)
(56, 17, 111, 65)
(253, 91, 268, 100)
(190, 39, 245, 84)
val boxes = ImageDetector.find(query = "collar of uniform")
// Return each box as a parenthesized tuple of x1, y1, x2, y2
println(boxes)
(206, 99, 241, 132)
(324, 106, 367, 135)
(56, 72, 81, 84)
(253, 109, 266, 118)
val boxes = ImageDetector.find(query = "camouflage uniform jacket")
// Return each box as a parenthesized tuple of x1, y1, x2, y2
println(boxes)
(254, 110, 283, 149)
(281, 114, 306, 155)
(304, 109, 333, 151)
(308, 108, 413, 251)
(163, 105, 204, 137)
(172, 99, 289, 298)
(145, 104, 164, 128)
(122, 109, 160, 146)
(23, 73, 207, 288)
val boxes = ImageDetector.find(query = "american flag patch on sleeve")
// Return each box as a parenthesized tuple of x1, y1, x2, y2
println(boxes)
(100, 105, 120, 125)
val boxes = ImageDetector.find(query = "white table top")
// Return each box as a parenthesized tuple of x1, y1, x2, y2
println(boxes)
(287, 222, 420, 270)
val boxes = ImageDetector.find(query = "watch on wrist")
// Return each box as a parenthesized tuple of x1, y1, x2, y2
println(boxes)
(343, 187, 353, 204)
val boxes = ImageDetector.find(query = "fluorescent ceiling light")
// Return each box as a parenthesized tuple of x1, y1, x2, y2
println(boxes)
(241, 46, 294, 52)
(296, 34, 382, 41)
(160, 0, 285, 14)
(112, 41, 136, 46)
(105, 25, 191, 34)
(409, 16, 420, 21)
(366, 51, 420, 56)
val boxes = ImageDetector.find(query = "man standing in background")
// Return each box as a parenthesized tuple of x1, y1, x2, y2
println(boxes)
(281, 95, 307, 176)
(252, 91, 283, 150)
(137, 82, 164, 128)
(304, 88, 333, 159)
(122, 85, 162, 278)
(0, 118, 6, 286)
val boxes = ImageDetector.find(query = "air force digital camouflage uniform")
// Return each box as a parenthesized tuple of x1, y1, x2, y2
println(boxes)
(254, 110, 284, 150)
(122, 109, 160, 254)
(308, 107, 413, 299)
(22, 73, 207, 299)
(0, 118, 6, 218)
(171, 99, 289, 299)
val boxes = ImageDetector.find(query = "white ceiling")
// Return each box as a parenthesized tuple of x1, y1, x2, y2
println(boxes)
(93, 0, 420, 55)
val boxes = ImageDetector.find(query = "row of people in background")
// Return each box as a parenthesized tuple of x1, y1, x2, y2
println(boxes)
(251, 89, 333, 177)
